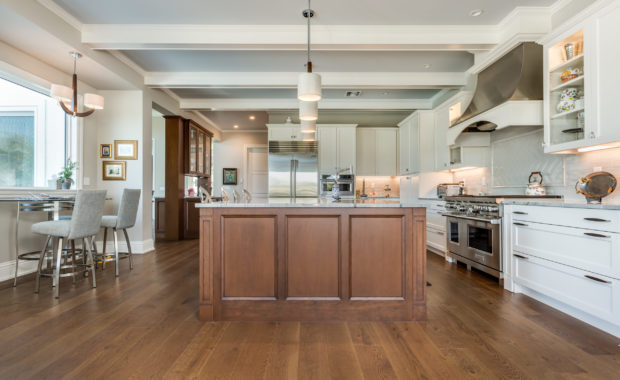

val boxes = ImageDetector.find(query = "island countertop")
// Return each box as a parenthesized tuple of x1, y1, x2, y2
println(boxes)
(195, 197, 427, 208)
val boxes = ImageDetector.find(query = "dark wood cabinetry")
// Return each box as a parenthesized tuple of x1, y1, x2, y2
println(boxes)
(184, 120, 212, 177)
(163, 116, 213, 241)
(154, 197, 166, 240)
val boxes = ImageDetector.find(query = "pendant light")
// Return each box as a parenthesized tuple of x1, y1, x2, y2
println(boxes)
(302, 132, 316, 141)
(298, 1, 321, 102)
(299, 101, 318, 121)
(300, 119, 316, 133)
(51, 52, 104, 117)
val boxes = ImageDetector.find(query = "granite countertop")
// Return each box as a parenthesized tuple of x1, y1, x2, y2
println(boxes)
(501, 199, 620, 210)
(195, 198, 426, 208)
(0, 196, 75, 202)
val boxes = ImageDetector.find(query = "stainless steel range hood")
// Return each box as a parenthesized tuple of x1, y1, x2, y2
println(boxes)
(447, 42, 544, 145)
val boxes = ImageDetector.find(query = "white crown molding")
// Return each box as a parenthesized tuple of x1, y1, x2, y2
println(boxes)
(222, 130, 268, 133)
(549, 0, 574, 14)
(180, 98, 435, 111)
(36, 0, 83, 31)
(145, 72, 467, 89)
(191, 110, 224, 133)
(538, 0, 619, 45)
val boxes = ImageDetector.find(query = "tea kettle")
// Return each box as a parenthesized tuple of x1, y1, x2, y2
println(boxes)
(526, 171, 546, 196)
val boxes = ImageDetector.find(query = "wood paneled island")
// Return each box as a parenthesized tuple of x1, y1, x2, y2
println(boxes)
(197, 199, 427, 321)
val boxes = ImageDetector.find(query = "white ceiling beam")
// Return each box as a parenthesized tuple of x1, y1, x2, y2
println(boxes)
(82, 24, 499, 51)
(145, 72, 467, 89)
(179, 98, 434, 111)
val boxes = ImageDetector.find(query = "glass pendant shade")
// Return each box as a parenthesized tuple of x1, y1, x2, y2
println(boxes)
(299, 101, 318, 121)
(50, 84, 73, 103)
(302, 132, 316, 141)
(300, 119, 316, 133)
(297, 72, 322, 101)
(84, 93, 105, 110)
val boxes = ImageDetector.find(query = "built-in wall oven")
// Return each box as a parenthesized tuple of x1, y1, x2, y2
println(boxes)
(320, 174, 355, 197)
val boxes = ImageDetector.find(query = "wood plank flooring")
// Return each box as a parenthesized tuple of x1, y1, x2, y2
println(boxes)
(0, 240, 618, 379)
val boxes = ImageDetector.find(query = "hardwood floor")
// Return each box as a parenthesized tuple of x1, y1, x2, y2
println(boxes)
(0, 240, 618, 379)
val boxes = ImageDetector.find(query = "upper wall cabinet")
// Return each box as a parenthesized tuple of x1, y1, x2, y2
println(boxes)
(318, 125, 357, 174)
(434, 92, 472, 171)
(543, 1, 620, 153)
(267, 124, 303, 141)
(399, 111, 435, 175)
(356, 128, 398, 176)
(184, 120, 212, 177)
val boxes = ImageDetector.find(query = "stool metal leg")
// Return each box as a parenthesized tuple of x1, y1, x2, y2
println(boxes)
(54, 237, 63, 299)
(13, 202, 20, 287)
(83, 237, 97, 288)
(34, 236, 51, 293)
(102, 227, 108, 270)
(123, 228, 134, 271)
(113, 228, 120, 277)
(71, 240, 76, 285)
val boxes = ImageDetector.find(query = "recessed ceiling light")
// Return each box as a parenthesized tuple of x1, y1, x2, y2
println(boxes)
(424, 64, 432, 69)
(233, 125, 239, 129)
(249, 115, 255, 120)
(470, 9, 484, 17)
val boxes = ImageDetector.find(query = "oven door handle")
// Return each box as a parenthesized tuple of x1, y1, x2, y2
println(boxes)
(441, 213, 501, 225)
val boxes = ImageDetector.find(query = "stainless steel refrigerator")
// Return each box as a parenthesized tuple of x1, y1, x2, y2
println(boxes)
(268, 141, 318, 198)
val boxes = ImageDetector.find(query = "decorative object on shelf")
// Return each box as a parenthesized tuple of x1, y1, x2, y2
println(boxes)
(51, 52, 104, 118)
(575, 171, 617, 203)
(556, 87, 583, 113)
(102, 161, 126, 181)
(57, 159, 77, 189)
(297, 0, 321, 102)
(560, 67, 582, 82)
(114, 140, 138, 160)
(100, 144, 112, 158)
(222, 168, 238, 185)
(564, 43, 575, 60)
(526, 171, 546, 196)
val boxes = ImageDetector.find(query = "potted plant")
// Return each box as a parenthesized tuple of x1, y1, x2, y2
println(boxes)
(58, 159, 77, 190)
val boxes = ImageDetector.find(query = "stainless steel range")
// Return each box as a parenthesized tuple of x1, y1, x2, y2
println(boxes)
(441, 195, 562, 282)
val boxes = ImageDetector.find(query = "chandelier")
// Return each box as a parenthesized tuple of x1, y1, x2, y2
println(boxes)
(51, 52, 104, 117)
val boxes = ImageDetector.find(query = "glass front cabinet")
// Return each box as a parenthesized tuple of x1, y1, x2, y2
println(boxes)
(543, 2, 620, 153)
(184, 120, 213, 177)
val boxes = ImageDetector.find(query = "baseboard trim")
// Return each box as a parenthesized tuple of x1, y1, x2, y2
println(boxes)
(0, 260, 38, 283)
(94, 238, 154, 254)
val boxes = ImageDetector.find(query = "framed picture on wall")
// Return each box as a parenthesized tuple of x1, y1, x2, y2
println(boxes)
(114, 140, 138, 160)
(100, 144, 112, 158)
(102, 161, 126, 181)
(223, 168, 238, 185)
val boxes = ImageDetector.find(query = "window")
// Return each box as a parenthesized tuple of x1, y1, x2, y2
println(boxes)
(0, 76, 70, 188)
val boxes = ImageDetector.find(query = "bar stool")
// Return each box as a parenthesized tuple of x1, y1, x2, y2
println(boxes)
(99, 189, 141, 276)
(32, 190, 106, 298)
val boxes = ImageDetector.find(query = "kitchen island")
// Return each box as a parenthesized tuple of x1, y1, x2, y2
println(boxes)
(197, 199, 427, 321)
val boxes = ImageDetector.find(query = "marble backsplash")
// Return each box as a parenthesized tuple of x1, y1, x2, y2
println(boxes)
(355, 176, 400, 197)
(453, 147, 620, 204)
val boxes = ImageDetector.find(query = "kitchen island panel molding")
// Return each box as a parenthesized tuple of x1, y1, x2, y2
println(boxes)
(199, 207, 426, 321)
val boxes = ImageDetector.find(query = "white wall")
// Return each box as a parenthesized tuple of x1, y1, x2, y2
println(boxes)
(212, 132, 268, 196)
(152, 116, 166, 198)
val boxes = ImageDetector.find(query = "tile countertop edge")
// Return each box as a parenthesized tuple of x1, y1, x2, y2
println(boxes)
(501, 200, 620, 210)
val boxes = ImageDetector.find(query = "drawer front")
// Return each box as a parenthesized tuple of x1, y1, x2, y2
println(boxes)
(510, 205, 620, 233)
(512, 221, 620, 279)
(513, 254, 620, 325)
(426, 210, 446, 231)
(427, 227, 446, 253)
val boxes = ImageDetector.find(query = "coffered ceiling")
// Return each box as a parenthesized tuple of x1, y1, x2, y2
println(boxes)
(0, 1, 561, 131)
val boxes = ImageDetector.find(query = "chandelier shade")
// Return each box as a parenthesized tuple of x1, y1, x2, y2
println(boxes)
(302, 132, 316, 141)
(300, 119, 317, 133)
(84, 93, 105, 110)
(299, 101, 318, 121)
(50, 84, 73, 104)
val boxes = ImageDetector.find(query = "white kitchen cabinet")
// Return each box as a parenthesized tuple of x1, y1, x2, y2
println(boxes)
(356, 128, 398, 176)
(505, 204, 620, 337)
(398, 111, 434, 175)
(433, 92, 472, 171)
(317, 125, 357, 174)
(542, 1, 620, 153)
(267, 124, 302, 141)
(426, 201, 447, 256)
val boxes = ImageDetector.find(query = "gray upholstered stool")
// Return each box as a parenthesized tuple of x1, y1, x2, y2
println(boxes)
(31, 190, 106, 298)
(99, 189, 141, 277)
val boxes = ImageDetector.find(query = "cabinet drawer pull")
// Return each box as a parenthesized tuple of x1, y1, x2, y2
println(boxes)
(513, 211, 528, 215)
(430, 230, 445, 235)
(514, 222, 528, 227)
(514, 254, 528, 260)
(584, 232, 610, 238)
(584, 275, 611, 284)
(584, 217, 611, 223)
